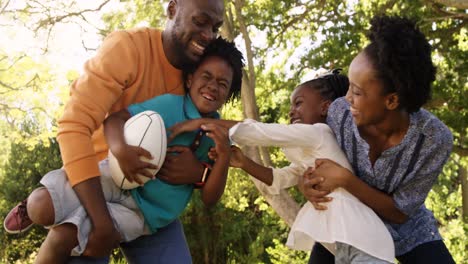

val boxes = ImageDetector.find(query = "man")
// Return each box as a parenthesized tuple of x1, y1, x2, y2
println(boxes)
(17, 0, 224, 262)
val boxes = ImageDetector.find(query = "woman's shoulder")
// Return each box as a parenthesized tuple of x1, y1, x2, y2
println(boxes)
(328, 97, 349, 115)
(412, 109, 453, 145)
(326, 97, 350, 132)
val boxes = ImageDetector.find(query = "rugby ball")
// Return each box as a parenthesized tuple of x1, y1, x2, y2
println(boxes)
(108, 110, 167, 189)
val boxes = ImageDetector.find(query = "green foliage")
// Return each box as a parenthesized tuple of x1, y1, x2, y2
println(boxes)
(101, 0, 166, 35)
(0, 0, 465, 262)
(0, 138, 62, 263)
(426, 155, 468, 263)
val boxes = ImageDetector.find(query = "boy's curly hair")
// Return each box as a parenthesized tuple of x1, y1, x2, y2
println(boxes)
(364, 15, 436, 113)
(183, 37, 244, 103)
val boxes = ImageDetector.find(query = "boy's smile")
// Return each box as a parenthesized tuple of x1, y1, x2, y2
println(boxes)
(186, 56, 233, 115)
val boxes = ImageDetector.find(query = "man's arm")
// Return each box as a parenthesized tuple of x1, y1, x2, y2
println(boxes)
(74, 179, 121, 256)
(160, 118, 240, 185)
(57, 31, 139, 256)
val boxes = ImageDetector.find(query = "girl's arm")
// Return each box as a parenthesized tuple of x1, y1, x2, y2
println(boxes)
(219, 146, 274, 186)
(103, 109, 158, 185)
(210, 145, 306, 194)
(168, 118, 240, 142)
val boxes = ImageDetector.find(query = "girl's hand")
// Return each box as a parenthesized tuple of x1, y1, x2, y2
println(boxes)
(229, 146, 246, 168)
(208, 145, 246, 168)
(113, 144, 158, 185)
(201, 123, 231, 159)
(168, 119, 205, 142)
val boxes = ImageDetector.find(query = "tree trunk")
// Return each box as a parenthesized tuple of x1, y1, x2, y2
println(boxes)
(225, 0, 301, 226)
(460, 163, 468, 222)
(433, 0, 468, 9)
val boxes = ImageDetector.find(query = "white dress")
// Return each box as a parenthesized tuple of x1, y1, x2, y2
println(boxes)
(229, 119, 395, 263)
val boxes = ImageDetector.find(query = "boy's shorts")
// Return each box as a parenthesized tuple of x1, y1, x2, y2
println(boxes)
(40, 159, 150, 255)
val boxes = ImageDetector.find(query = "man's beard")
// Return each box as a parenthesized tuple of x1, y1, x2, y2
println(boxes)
(171, 21, 196, 70)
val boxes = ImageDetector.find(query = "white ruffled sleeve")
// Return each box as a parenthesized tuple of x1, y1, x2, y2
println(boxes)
(267, 163, 304, 194)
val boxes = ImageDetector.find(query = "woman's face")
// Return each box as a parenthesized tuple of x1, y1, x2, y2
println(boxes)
(346, 52, 391, 127)
(289, 85, 328, 125)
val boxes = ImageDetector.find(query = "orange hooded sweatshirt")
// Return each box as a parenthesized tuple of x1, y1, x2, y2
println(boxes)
(57, 28, 184, 186)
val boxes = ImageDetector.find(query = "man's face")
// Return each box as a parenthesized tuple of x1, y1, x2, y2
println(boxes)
(170, 0, 224, 66)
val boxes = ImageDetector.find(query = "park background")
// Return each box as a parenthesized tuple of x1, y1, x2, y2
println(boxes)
(0, 0, 466, 263)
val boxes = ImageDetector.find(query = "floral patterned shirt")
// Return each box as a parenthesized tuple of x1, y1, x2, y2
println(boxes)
(327, 97, 453, 256)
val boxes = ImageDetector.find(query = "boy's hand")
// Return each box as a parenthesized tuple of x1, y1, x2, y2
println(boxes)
(168, 119, 205, 142)
(201, 124, 231, 159)
(113, 144, 158, 185)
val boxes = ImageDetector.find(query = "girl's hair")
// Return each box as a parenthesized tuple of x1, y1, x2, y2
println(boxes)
(182, 37, 244, 103)
(363, 15, 436, 113)
(300, 69, 349, 101)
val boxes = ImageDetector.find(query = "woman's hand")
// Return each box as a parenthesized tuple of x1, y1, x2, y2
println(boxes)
(312, 158, 351, 192)
(113, 144, 158, 185)
(298, 168, 332, 210)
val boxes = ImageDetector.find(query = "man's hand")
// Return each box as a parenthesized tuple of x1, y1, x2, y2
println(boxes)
(158, 146, 204, 184)
(82, 225, 121, 257)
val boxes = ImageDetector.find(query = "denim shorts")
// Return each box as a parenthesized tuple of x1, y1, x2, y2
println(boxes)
(40, 159, 150, 255)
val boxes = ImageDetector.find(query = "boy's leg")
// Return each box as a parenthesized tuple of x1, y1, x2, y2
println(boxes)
(36, 223, 79, 264)
(27, 187, 55, 226)
(4, 168, 83, 234)
(120, 219, 192, 263)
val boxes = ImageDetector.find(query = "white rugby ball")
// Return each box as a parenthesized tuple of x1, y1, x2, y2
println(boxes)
(108, 110, 167, 189)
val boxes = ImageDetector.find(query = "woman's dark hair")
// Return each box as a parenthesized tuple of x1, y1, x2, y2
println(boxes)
(363, 15, 436, 113)
(300, 69, 349, 101)
(183, 37, 244, 103)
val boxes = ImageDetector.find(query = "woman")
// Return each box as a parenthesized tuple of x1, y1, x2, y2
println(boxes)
(302, 16, 455, 263)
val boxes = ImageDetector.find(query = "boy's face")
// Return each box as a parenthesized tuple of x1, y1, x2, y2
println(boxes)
(289, 85, 328, 125)
(186, 56, 233, 115)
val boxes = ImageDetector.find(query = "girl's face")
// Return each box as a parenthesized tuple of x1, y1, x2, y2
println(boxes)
(186, 56, 233, 115)
(289, 85, 328, 125)
(346, 52, 394, 127)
